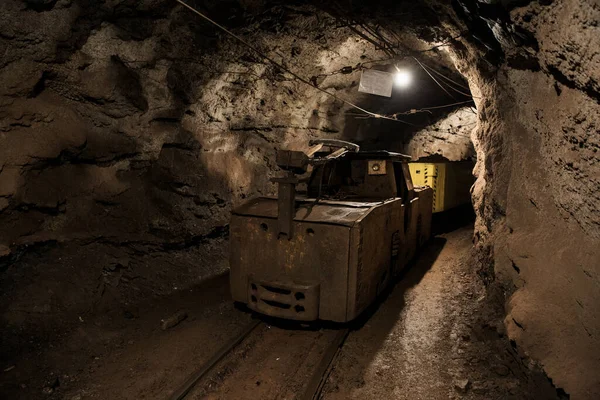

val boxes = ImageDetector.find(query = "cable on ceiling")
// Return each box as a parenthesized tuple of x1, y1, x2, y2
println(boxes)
(417, 99, 475, 110)
(418, 62, 478, 99)
(347, 98, 476, 129)
(412, 57, 457, 101)
(418, 62, 470, 90)
(174, 0, 415, 126)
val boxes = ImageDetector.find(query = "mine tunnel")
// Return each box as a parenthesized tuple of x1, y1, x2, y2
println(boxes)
(0, 0, 598, 399)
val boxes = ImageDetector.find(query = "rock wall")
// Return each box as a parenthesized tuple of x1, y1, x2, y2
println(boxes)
(447, 0, 600, 398)
(404, 107, 477, 161)
(5, 1, 597, 398)
(0, 0, 466, 354)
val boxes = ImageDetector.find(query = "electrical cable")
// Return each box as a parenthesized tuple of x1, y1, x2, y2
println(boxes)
(418, 61, 470, 90)
(347, 100, 477, 134)
(346, 98, 475, 119)
(174, 0, 415, 126)
(415, 33, 464, 53)
(419, 63, 477, 99)
(418, 99, 475, 110)
(411, 57, 456, 101)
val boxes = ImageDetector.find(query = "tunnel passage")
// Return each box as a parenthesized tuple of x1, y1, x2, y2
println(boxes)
(0, 0, 599, 399)
(409, 156, 477, 235)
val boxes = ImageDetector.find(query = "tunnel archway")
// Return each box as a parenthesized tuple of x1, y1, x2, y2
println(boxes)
(0, 1, 598, 399)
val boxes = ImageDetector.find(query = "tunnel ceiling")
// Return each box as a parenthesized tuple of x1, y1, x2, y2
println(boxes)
(0, 0, 477, 265)
(1, 0, 599, 398)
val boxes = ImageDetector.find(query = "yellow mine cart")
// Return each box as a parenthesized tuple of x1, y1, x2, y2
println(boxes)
(409, 162, 474, 213)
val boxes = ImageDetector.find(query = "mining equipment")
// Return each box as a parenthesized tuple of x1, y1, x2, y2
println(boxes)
(409, 161, 474, 213)
(229, 139, 433, 322)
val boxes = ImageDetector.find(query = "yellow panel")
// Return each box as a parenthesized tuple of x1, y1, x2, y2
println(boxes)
(435, 164, 446, 213)
(408, 163, 428, 187)
(410, 162, 473, 213)
(409, 163, 444, 213)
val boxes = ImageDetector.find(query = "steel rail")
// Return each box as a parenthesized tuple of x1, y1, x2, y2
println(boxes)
(300, 328, 350, 400)
(168, 319, 262, 400)
(168, 319, 350, 400)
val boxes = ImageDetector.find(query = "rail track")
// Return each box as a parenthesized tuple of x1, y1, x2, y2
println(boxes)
(168, 317, 349, 400)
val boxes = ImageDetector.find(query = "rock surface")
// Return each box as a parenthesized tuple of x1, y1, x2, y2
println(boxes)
(445, 1, 600, 398)
(0, 0, 598, 399)
(0, 0, 467, 343)
(405, 107, 477, 161)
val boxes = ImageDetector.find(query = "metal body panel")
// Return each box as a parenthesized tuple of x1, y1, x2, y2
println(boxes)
(346, 199, 404, 320)
(230, 214, 352, 321)
(249, 279, 320, 320)
(346, 223, 361, 321)
(409, 162, 473, 213)
(308, 159, 399, 200)
(231, 193, 433, 322)
(403, 197, 420, 264)
(415, 186, 433, 246)
(233, 197, 373, 227)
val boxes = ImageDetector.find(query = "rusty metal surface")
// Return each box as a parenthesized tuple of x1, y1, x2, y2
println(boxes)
(247, 279, 320, 321)
(233, 198, 374, 227)
(271, 173, 298, 238)
(367, 160, 387, 175)
(415, 186, 433, 245)
(307, 159, 399, 199)
(347, 199, 404, 319)
(230, 215, 351, 322)
(404, 197, 421, 265)
(231, 193, 433, 322)
(230, 150, 434, 323)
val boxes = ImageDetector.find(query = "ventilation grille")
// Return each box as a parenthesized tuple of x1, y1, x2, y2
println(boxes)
(247, 280, 320, 321)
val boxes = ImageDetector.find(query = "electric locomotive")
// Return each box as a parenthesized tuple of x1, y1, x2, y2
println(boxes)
(229, 139, 433, 322)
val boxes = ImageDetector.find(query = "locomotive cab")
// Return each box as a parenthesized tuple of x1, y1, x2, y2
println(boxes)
(230, 140, 433, 322)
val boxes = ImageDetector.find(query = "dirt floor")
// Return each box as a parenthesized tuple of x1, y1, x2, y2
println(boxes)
(0, 225, 559, 400)
(0, 274, 254, 400)
(320, 227, 558, 400)
(186, 324, 341, 399)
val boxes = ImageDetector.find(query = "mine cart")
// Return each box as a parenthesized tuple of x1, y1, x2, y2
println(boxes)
(409, 161, 474, 213)
(230, 139, 433, 322)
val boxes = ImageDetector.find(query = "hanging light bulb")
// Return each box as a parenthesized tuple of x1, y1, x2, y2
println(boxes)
(394, 69, 412, 88)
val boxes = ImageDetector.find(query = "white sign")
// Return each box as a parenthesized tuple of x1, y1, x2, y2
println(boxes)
(358, 69, 394, 98)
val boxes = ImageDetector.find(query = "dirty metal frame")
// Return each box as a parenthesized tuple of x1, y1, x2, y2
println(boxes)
(272, 139, 361, 240)
(230, 139, 432, 322)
